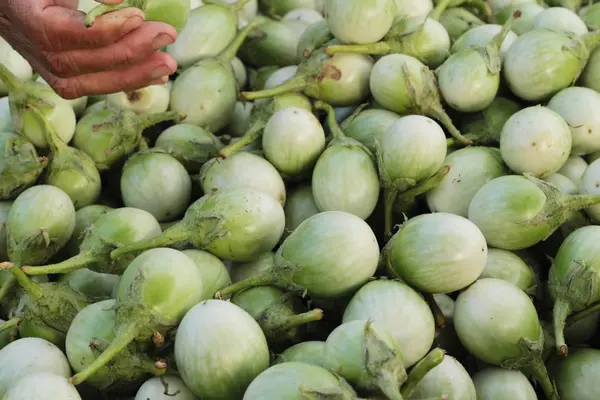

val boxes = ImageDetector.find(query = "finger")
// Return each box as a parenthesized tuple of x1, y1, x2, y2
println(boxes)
(36, 6, 146, 51)
(43, 22, 176, 78)
(95, 0, 125, 3)
(43, 52, 178, 100)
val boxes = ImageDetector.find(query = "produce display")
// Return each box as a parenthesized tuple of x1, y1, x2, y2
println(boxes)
(4, 0, 600, 399)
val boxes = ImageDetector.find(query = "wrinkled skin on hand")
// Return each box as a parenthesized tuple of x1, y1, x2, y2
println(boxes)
(0, 0, 179, 99)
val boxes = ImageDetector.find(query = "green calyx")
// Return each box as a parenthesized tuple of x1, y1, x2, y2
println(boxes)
(439, 8, 485, 41)
(0, 264, 91, 348)
(0, 132, 47, 201)
(520, 174, 600, 241)
(74, 109, 181, 170)
(216, 251, 309, 300)
(500, 332, 558, 400)
(549, 260, 598, 356)
(361, 322, 406, 400)
(30, 106, 101, 209)
(477, 10, 520, 75)
(232, 287, 323, 345)
(7, 227, 64, 267)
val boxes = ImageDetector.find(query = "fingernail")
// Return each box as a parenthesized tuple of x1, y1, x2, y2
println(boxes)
(149, 76, 169, 86)
(122, 16, 144, 35)
(151, 66, 174, 80)
(152, 34, 175, 51)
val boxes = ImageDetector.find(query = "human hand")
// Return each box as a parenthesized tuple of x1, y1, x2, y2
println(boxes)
(0, 0, 179, 99)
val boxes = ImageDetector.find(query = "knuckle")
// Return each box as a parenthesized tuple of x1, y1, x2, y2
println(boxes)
(49, 78, 82, 100)
(44, 52, 77, 78)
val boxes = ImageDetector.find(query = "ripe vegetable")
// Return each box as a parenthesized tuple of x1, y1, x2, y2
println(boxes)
(106, 83, 170, 115)
(232, 286, 323, 345)
(241, 42, 373, 107)
(451, 24, 518, 57)
(468, 174, 600, 250)
(410, 355, 476, 400)
(439, 7, 485, 41)
(65, 205, 113, 257)
(73, 108, 180, 170)
(547, 87, 600, 156)
(6, 185, 75, 265)
(110, 188, 285, 263)
(552, 348, 600, 400)
(135, 375, 198, 400)
(69, 248, 204, 385)
(456, 96, 521, 147)
(311, 102, 379, 220)
(167, 1, 250, 68)
(0, 132, 47, 201)
(369, 53, 471, 146)
(377, 115, 448, 237)
(426, 147, 507, 217)
(0, 337, 71, 396)
(324, 320, 406, 399)
(275, 341, 328, 367)
(503, 29, 600, 102)
(3, 373, 81, 400)
(437, 12, 518, 113)
(175, 300, 270, 399)
(340, 108, 400, 153)
(155, 124, 224, 174)
(558, 156, 588, 185)
(496, 3, 544, 35)
(217, 211, 379, 299)
(58, 269, 119, 302)
(548, 226, 600, 356)
(66, 299, 166, 390)
(170, 21, 259, 132)
(197, 148, 286, 206)
(121, 150, 192, 222)
(31, 106, 101, 209)
(343, 279, 435, 368)
(239, 16, 303, 67)
(282, 185, 320, 240)
(385, 212, 488, 294)
(0, 63, 76, 149)
(454, 278, 557, 400)
(84, 0, 191, 32)
(533, 7, 588, 36)
(262, 107, 325, 177)
(472, 368, 538, 400)
(325, 0, 452, 68)
(242, 362, 358, 399)
(480, 248, 537, 294)
(394, 0, 433, 19)
(500, 106, 571, 178)
(21, 207, 161, 276)
(182, 249, 231, 300)
(324, 0, 396, 45)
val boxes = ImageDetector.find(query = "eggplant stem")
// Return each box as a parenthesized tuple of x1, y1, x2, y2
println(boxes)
(218, 19, 260, 62)
(582, 30, 600, 52)
(0, 61, 23, 92)
(28, 106, 66, 153)
(566, 301, 600, 327)
(83, 1, 136, 27)
(240, 75, 308, 101)
(527, 357, 559, 400)
(70, 321, 140, 385)
(552, 299, 571, 356)
(464, 0, 492, 21)
(325, 42, 392, 56)
(383, 188, 398, 241)
(110, 221, 190, 260)
(276, 309, 323, 333)
(21, 251, 98, 276)
(0, 318, 20, 334)
(424, 293, 446, 329)
(137, 111, 181, 131)
(215, 272, 275, 300)
(9, 265, 44, 300)
(219, 122, 264, 158)
(430, 106, 472, 146)
(400, 348, 445, 398)
(429, 0, 453, 21)
(0, 275, 15, 302)
(562, 193, 600, 213)
(314, 101, 346, 140)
